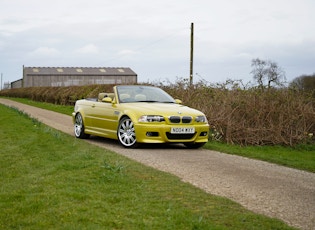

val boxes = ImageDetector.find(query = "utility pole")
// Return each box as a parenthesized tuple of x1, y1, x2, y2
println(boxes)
(189, 22, 194, 86)
(1, 73, 2, 90)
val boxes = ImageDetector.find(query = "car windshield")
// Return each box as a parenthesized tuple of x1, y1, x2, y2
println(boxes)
(116, 85, 176, 103)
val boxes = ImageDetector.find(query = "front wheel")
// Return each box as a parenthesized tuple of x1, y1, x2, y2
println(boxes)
(117, 117, 138, 148)
(74, 113, 90, 139)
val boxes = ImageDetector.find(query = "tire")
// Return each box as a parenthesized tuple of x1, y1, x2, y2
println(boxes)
(74, 113, 90, 139)
(117, 117, 138, 148)
(184, 142, 206, 149)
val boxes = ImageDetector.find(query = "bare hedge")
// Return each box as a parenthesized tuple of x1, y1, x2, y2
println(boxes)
(1, 82, 314, 146)
(163, 83, 314, 146)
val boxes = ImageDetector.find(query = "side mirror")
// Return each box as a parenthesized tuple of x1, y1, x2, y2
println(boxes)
(102, 97, 112, 103)
(175, 99, 182, 104)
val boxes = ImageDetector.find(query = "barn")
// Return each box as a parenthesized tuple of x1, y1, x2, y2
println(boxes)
(10, 79, 23, 89)
(21, 66, 137, 87)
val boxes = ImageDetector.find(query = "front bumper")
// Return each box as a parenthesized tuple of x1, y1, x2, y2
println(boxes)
(134, 123, 209, 144)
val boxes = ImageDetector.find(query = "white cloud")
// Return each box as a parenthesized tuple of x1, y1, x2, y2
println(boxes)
(116, 49, 138, 57)
(28, 47, 60, 57)
(75, 44, 99, 54)
(0, 0, 315, 84)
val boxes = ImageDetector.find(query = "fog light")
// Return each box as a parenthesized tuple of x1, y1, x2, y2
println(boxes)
(200, 132, 208, 136)
(146, 132, 159, 137)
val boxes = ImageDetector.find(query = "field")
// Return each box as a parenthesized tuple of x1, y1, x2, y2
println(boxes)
(0, 104, 295, 229)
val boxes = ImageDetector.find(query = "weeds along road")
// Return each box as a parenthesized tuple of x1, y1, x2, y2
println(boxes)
(1, 98, 314, 230)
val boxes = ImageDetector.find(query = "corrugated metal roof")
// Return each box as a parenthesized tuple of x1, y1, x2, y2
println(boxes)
(23, 67, 137, 76)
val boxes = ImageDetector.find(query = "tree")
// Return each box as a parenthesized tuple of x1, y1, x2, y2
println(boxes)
(290, 74, 315, 91)
(251, 58, 266, 88)
(251, 58, 286, 89)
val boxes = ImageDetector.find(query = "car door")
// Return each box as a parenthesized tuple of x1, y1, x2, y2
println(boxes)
(89, 101, 119, 138)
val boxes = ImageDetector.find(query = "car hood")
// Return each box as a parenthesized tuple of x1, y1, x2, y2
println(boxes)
(120, 102, 205, 116)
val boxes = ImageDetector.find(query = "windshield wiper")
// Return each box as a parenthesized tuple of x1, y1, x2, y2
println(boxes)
(136, 100, 159, 102)
(137, 100, 175, 103)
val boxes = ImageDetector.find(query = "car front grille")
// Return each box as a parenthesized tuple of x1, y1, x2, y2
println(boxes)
(169, 116, 192, 124)
(182, 116, 192, 123)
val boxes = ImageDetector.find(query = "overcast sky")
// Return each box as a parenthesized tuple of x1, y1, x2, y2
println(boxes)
(1, 0, 314, 86)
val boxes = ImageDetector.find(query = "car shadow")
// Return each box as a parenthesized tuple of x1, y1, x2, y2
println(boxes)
(87, 136, 187, 149)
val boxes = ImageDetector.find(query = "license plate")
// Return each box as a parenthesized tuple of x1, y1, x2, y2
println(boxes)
(171, 127, 195, 134)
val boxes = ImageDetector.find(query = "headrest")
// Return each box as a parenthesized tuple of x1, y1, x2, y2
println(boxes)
(135, 94, 146, 101)
(98, 93, 107, 101)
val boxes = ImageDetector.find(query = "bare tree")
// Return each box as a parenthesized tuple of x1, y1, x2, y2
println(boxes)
(251, 58, 266, 88)
(251, 58, 286, 89)
(266, 60, 286, 88)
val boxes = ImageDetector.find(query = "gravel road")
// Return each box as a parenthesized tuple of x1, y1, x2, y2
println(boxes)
(1, 98, 314, 230)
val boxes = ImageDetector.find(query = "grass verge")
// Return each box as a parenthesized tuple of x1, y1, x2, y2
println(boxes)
(7, 97, 74, 115)
(4, 97, 315, 173)
(0, 104, 294, 229)
(204, 141, 315, 173)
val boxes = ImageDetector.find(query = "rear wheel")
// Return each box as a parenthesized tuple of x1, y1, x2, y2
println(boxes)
(74, 113, 90, 139)
(117, 117, 138, 148)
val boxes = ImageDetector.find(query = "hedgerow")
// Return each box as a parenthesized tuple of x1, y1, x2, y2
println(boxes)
(1, 80, 314, 146)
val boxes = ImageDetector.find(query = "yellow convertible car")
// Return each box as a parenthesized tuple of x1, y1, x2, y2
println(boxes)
(72, 85, 209, 148)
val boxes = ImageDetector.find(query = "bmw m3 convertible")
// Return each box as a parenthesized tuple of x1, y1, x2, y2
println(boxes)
(72, 85, 209, 148)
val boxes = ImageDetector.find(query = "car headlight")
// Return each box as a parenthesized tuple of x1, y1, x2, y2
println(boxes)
(195, 115, 208, 123)
(138, 115, 165, 122)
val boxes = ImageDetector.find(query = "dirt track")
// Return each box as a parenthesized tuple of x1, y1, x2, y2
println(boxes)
(1, 98, 314, 230)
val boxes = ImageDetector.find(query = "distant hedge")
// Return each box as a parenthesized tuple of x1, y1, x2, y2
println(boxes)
(0, 84, 114, 105)
(1, 82, 314, 146)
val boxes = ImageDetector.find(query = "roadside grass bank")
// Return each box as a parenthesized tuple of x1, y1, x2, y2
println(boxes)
(4, 97, 315, 173)
(0, 104, 294, 229)
(204, 142, 315, 173)
(7, 97, 74, 115)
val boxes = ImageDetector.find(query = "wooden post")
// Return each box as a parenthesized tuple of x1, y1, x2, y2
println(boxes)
(190, 23, 194, 86)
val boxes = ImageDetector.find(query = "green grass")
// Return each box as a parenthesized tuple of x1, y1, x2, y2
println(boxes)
(0, 104, 294, 229)
(3, 97, 315, 173)
(7, 97, 74, 115)
(204, 141, 315, 173)
(6, 97, 315, 173)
